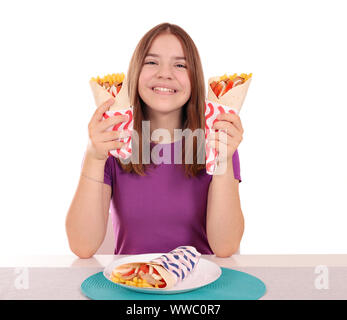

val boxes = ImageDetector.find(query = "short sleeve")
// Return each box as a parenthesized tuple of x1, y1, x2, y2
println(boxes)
(103, 156, 113, 187)
(232, 149, 242, 183)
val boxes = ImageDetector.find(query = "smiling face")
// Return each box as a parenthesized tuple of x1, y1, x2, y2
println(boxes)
(138, 33, 192, 117)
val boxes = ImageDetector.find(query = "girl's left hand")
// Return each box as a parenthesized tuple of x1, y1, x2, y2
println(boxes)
(207, 112, 244, 167)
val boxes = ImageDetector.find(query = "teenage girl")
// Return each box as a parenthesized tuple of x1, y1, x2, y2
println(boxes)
(66, 23, 244, 258)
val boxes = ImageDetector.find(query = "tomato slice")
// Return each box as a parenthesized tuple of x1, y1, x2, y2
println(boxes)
(221, 79, 234, 97)
(158, 281, 166, 288)
(210, 81, 218, 91)
(153, 268, 160, 275)
(122, 268, 135, 277)
(139, 264, 149, 274)
(213, 81, 225, 98)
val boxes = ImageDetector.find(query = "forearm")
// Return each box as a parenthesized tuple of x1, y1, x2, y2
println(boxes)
(206, 162, 244, 257)
(65, 156, 109, 258)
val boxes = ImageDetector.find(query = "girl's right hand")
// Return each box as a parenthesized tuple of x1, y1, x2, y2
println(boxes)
(85, 98, 130, 161)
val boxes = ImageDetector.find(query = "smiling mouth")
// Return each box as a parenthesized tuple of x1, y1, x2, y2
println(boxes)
(152, 87, 177, 94)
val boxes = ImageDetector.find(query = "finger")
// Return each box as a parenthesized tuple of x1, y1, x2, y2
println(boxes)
(208, 130, 242, 145)
(207, 139, 228, 161)
(207, 139, 228, 149)
(212, 121, 239, 137)
(100, 129, 132, 142)
(99, 114, 129, 132)
(216, 113, 244, 133)
(207, 138, 238, 162)
(104, 140, 125, 151)
(91, 98, 115, 125)
(207, 130, 231, 145)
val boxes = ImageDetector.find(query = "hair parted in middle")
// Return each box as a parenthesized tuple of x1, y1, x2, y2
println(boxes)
(116, 22, 206, 178)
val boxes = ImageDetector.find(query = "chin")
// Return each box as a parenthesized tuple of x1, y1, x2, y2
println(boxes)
(148, 104, 182, 115)
(143, 96, 186, 113)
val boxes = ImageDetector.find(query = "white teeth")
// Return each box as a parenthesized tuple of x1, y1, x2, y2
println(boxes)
(153, 87, 175, 93)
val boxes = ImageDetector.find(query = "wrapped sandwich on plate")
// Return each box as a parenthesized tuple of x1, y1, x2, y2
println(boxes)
(205, 73, 252, 174)
(110, 246, 201, 289)
(89, 73, 133, 159)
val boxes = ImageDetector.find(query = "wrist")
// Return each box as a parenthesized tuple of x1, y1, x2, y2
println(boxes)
(212, 159, 235, 180)
(81, 153, 107, 181)
(84, 151, 107, 166)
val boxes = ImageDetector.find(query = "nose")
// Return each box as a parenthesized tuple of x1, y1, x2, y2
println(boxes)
(156, 63, 173, 79)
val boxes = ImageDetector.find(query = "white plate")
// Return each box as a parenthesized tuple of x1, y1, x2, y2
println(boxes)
(103, 253, 222, 295)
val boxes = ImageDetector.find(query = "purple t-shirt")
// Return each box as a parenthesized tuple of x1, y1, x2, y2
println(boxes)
(103, 140, 241, 255)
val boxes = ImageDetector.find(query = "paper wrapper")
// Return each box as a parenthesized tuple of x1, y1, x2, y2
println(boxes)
(112, 246, 201, 290)
(205, 100, 238, 174)
(205, 77, 252, 175)
(89, 75, 131, 111)
(150, 246, 201, 285)
(103, 108, 133, 159)
(207, 76, 252, 113)
(89, 76, 133, 159)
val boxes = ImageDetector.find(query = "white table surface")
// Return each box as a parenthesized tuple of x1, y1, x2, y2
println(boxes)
(1, 254, 346, 300)
(1, 254, 347, 267)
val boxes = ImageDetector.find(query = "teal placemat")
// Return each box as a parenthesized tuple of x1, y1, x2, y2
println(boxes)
(81, 267, 266, 300)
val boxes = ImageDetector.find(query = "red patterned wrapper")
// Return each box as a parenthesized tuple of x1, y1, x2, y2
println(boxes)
(103, 108, 133, 159)
(205, 100, 238, 175)
(205, 75, 252, 175)
(90, 75, 133, 160)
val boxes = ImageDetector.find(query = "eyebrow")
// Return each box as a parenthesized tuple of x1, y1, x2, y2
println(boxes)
(146, 53, 186, 60)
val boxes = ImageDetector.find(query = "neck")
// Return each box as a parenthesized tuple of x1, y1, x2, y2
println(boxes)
(146, 108, 183, 144)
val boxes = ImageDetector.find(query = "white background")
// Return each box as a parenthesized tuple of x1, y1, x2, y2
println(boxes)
(0, 0, 346, 255)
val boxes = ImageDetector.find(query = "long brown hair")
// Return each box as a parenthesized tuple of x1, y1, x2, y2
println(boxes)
(116, 23, 206, 178)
